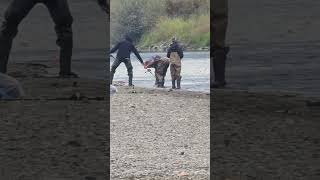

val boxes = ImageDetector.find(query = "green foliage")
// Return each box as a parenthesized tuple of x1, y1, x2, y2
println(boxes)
(110, 0, 145, 43)
(140, 14, 210, 48)
(110, 0, 210, 48)
(141, 0, 166, 31)
(165, 0, 210, 18)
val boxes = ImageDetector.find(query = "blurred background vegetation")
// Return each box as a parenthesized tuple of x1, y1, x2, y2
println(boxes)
(110, 0, 210, 50)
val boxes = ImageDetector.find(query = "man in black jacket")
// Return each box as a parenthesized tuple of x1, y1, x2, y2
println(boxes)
(167, 37, 183, 89)
(109, 35, 144, 86)
(0, 0, 108, 77)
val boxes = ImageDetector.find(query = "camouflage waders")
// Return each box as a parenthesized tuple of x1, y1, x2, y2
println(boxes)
(145, 56, 169, 88)
(0, 0, 73, 75)
(169, 52, 182, 89)
(154, 58, 169, 87)
(211, 0, 229, 88)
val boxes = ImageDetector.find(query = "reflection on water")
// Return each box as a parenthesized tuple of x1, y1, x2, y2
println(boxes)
(111, 51, 210, 92)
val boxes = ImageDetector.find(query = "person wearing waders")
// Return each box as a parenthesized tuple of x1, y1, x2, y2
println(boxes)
(0, 72, 24, 99)
(144, 55, 169, 88)
(109, 35, 144, 86)
(0, 0, 108, 77)
(211, 0, 229, 88)
(167, 37, 183, 89)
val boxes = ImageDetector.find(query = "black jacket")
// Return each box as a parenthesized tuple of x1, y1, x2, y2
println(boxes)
(110, 40, 144, 64)
(167, 42, 184, 59)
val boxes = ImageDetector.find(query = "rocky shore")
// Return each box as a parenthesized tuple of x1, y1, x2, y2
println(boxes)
(212, 89, 320, 179)
(0, 63, 109, 180)
(110, 85, 210, 179)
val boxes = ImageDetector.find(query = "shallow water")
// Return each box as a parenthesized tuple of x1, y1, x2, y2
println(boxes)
(111, 51, 210, 93)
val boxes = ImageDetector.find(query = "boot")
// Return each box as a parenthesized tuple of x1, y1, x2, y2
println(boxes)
(172, 79, 176, 89)
(212, 53, 225, 89)
(155, 78, 159, 87)
(211, 81, 226, 88)
(212, 47, 228, 89)
(0, 50, 9, 73)
(161, 79, 165, 88)
(177, 77, 181, 89)
(59, 72, 79, 78)
(128, 74, 133, 86)
(59, 50, 78, 78)
(0, 35, 14, 73)
(56, 23, 75, 78)
(160, 82, 165, 88)
(110, 72, 114, 85)
(158, 81, 165, 88)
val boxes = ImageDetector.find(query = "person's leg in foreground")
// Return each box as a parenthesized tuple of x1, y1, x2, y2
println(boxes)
(0, 0, 36, 73)
(110, 58, 122, 85)
(211, 0, 229, 88)
(45, 0, 77, 77)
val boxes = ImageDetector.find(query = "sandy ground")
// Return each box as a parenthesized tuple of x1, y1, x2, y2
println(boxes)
(212, 90, 320, 179)
(228, 0, 320, 45)
(110, 85, 210, 179)
(0, 63, 109, 180)
(227, 0, 320, 97)
(211, 0, 320, 180)
(212, 0, 320, 179)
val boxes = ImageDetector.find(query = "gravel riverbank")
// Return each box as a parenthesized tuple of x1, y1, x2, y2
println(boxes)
(212, 89, 320, 179)
(111, 85, 210, 179)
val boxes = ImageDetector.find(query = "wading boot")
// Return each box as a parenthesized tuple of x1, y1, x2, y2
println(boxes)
(211, 81, 226, 88)
(212, 47, 228, 89)
(128, 74, 134, 86)
(0, 40, 11, 73)
(110, 72, 114, 85)
(59, 72, 79, 78)
(177, 77, 181, 89)
(159, 81, 165, 88)
(58, 52, 78, 78)
(172, 79, 176, 89)
(0, 53, 9, 73)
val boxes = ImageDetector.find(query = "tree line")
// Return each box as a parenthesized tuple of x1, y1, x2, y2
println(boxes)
(110, 0, 210, 48)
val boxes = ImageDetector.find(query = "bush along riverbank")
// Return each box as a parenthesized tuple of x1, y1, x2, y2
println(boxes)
(138, 14, 210, 52)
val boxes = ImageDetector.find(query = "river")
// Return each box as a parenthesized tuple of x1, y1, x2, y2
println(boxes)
(111, 51, 210, 93)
